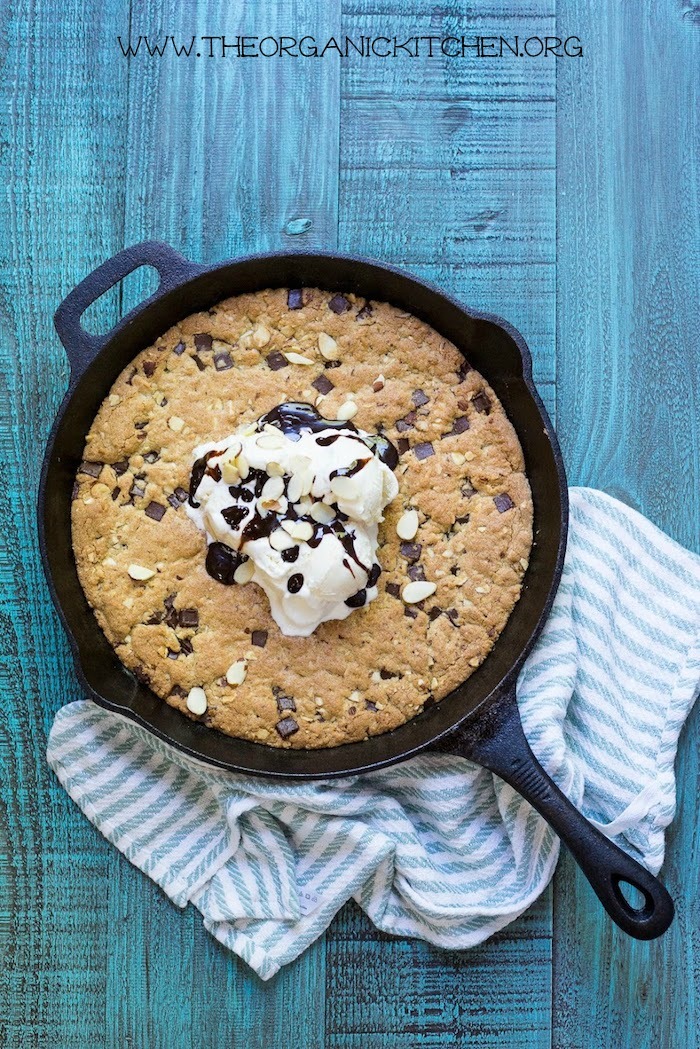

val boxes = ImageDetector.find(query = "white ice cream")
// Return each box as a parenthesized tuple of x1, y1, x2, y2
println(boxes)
(185, 412, 399, 636)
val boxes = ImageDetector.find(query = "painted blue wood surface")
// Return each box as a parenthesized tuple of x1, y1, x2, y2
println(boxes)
(0, 0, 697, 1046)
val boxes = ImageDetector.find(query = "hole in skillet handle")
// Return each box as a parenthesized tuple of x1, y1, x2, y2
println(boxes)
(437, 686, 675, 940)
(54, 240, 204, 381)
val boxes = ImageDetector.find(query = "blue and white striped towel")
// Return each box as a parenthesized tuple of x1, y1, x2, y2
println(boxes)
(47, 488, 700, 980)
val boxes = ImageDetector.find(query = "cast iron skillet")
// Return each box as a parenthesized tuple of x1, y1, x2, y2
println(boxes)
(39, 240, 674, 939)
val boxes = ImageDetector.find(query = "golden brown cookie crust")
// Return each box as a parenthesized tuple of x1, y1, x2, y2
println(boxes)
(72, 287, 533, 748)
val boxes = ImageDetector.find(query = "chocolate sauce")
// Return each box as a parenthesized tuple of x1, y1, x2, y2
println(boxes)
(205, 542, 244, 585)
(345, 589, 367, 608)
(189, 449, 224, 507)
(281, 546, 300, 563)
(221, 505, 248, 530)
(259, 401, 359, 440)
(330, 457, 371, 481)
(287, 573, 304, 593)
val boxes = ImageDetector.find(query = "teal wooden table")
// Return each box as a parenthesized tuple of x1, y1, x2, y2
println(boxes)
(1, 2, 698, 1046)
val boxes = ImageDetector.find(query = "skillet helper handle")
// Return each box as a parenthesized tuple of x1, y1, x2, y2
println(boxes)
(441, 689, 674, 940)
(54, 241, 204, 379)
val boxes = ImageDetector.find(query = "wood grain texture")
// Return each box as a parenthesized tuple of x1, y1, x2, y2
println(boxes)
(553, 1, 700, 1046)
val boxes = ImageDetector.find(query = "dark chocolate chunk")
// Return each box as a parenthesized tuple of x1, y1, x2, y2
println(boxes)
(173, 341, 186, 356)
(109, 486, 120, 502)
(174, 487, 188, 502)
(166, 649, 179, 660)
(214, 352, 234, 371)
(312, 373, 335, 395)
(494, 493, 515, 513)
(462, 482, 476, 499)
(273, 686, 297, 713)
(412, 389, 430, 408)
(193, 354, 206, 371)
(144, 501, 166, 521)
(112, 460, 129, 476)
(455, 513, 470, 525)
(355, 301, 373, 321)
(194, 333, 213, 352)
(133, 666, 151, 686)
(367, 563, 381, 587)
(386, 582, 401, 598)
(407, 564, 426, 582)
(365, 700, 378, 712)
(135, 420, 148, 430)
(170, 685, 187, 698)
(404, 606, 418, 619)
(143, 450, 159, 463)
(266, 351, 288, 371)
(324, 359, 342, 370)
(79, 460, 102, 478)
(472, 391, 491, 415)
(179, 637, 194, 656)
(275, 716, 299, 739)
(400, 542, 422, 562)
(167, 492, 181, 509)
(396, 411, 416, 433)
(345, 589, 367, 608)
(251, 629, 268, 648)
(126, 367, 137, 385)
(428, 607, 442, 622)
(414, 441, 434, 461)
(287, 573, 304, 594)
(328, 293, 351, 314)
(145, 610, 163, 625)
(379, 669, 393, 680)
(178, 609, 199, 628)
(447, 416, 470, 436)
(287, 288, 304, 310)
(130, 482, 146, 500)
(445, 608, 459, 624)
(397, 438, 410, 455)
(71, 481, 80, 500)
(458, 359, 472, 381)
(143, 360, 156, 378)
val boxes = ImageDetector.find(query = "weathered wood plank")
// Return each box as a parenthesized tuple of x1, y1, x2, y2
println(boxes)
(553, 0, 700, 1045)
(0, 2, 128, 1047)
(328, 2, 557, 1046)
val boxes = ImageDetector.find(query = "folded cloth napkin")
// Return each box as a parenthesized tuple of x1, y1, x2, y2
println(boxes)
(47, 488, 700, 980)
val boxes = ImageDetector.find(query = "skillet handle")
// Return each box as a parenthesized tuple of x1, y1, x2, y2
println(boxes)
(438, 688, 674, 940)
(54, 240, 204, 379)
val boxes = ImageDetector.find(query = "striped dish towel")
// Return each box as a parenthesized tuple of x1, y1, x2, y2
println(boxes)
(47, 488, 700, 980)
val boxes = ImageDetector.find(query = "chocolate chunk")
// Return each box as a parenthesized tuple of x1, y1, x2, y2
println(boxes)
(494, 493, 514, 513)
(348, 706, 357, 716)
(193, 354, 206, 371)
(445, 608, 459, 624)
(173, 341, 186, 356)
(404, 606, 418, 619)
(367, 563, 381, 587)
(386, 582, 401, 598)
(447, 416, 470, 436)
(472, 391, 491, 414)
(328, 293, 351, 314)
(179, 637, 193, 656)
(133, 666, 151, 687)
(145, 610, 163, 625)
(397, 438, 410, 455)
(414, 441, 434, 461)
(126, 367, 137, 385)
(423, 695, 436, 711)
(143, 360, 156, 377)
(143, 450, 159, 464)
(345, 589, 367, 608)
(174, 487, 188, 502)
(144, 501, 166, 521)
(178, 609, 199, 628)
(312, 374, 335, 395)
(365, 700, 378, 712)
(276, 716, 299, 739)
(379, 669, 393, 680)
(396, 411, 416, 433)
(167, 492, 181, 509)
(266, 351, 288, 371)
(428, 607, 442, 622)
(109, 485, 120, 502)
(355, 301, 373, 321)
(135, 420, 148, 430)
(455, 513, 470, 525)
(112, 460, 128, 476)
(458, 360, 472, 382)
(461, 482, 476, 499)
(79, 460, 102, 478)
(273, 686, 296, 713)
(412, 389, 429, 408)
(166, 649, 179, 660)
(214, 352, 234, 371)
(194, 333, 213, 352)
(251, 629, 268, 648)
(287, 288, 304, 310)
(170, 685, 187, 698)
(287, 573, 304, 594)
(407, 564, 426, 582)
(400, 542, 422, 562)
(450, 565, 459, 576)
(130, 482, 146, 500)
(324, 359, 342, 370)
(71, 481, 80, 500)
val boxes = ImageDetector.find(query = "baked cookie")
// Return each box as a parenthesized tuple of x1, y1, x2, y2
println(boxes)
(72, 287, 533, 748)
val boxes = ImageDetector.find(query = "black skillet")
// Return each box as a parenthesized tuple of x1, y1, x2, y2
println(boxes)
(39, 241, 674, 939)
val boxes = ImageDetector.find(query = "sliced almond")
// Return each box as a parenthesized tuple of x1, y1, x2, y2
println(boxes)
(266, 461, 284, 477)
(318, 332, 339, 360)
(103, 557, 117, 568)
(270, 528, 294, 551)
(284, 351, 315, 366)
(226, 660, 247, 686)
(310, 501, 335, 524)
(372, 375, 385, 392)
(236, 452, 250, 480)
(252, 323, 271, 348)
(168, 416, 185, 432)
(127, 563, 154, 581)
(396, 509, 419, 541)
(261, 475, 285, 501)
(450, 452, 466, 466)
(402, 580, 437, 604)
(286, 472, 304, 503)
(290, 520, 313, 542)
(330, 475, 359, 501)
(234, 559, 255, 584)
(186, 687, 207, 715)
(221, 460, 240, 484)
(256, 431, 285, 450)
(108, 394, 121, 406)
(336, 400, 358, 421)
